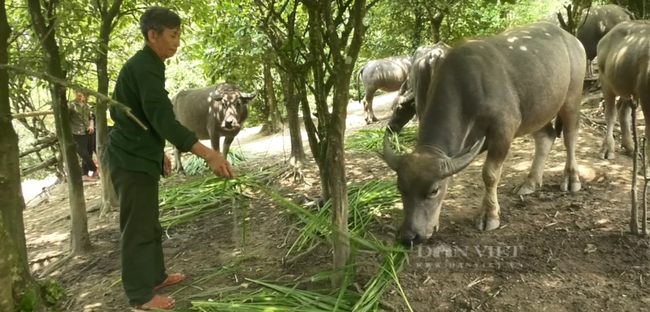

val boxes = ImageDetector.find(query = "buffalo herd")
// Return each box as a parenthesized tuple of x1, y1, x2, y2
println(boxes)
(366, 4, 645, 246)
(168, 4, 646, 246)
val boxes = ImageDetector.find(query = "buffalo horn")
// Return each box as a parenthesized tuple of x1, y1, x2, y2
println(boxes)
(209, 91, 223, 102)
(439, 136, 486, 177)
(382, 131, 401, 171)
(240, 88, 259, 99)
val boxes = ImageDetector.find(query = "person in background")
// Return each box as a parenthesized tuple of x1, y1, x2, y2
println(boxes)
(104, 6, 235, 310)
(69, 90, 98, 181)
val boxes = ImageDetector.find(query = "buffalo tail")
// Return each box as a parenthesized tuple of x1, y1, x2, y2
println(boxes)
(554, 115, 563, 139)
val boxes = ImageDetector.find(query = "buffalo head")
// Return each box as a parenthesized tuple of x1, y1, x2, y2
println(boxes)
(208, 85, 258, 130)
(382, 131, 485, 246)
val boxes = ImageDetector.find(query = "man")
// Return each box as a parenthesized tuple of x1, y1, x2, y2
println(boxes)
(69, 90, 98, 181)
(104, 6, 235, 310)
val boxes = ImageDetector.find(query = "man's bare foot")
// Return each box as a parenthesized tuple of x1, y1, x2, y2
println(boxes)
(132, 295, 175, 310)
(155, 273, 185, 291)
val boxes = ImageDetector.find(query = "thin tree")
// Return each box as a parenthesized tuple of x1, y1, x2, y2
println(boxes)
(26, 0, 92, 268)
(0, 0, 44, 308)
(93, 0, 124, 216)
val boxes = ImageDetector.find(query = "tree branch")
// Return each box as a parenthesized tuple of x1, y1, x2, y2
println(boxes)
(11, 110, 53, 119)
(0, 64, 148, 130)
(367, 0, 381, 10)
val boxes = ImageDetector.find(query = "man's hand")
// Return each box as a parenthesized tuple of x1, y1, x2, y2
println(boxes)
(190, 141, 235, 179)
(163, 154, 172, 177)
(206, 152, 235, 179)
(88, 126, 94, 135)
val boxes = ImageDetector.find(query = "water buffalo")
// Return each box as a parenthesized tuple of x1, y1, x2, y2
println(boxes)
(356, 55, 412, 124)
(171, 82, 258, 173)
(597, 20, 650, 161)
(381, 22, 586, 246)
(388, 42, 451, 133)
(576, 4, 633, 77)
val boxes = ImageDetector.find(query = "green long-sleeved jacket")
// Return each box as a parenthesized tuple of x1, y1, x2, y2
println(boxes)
(105, 44, 198, 179)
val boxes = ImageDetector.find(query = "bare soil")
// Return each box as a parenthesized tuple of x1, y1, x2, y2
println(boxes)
(21, 92, 650, 311)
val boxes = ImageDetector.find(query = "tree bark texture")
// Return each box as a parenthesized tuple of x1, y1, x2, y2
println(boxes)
(0, 1, 42, 308)
(95, 0, 123, 216)
(261, 50, 282, 134)
(26, 0, 92, 253)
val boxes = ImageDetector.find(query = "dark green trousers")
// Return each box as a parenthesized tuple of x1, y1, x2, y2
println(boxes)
(110, 166, 168, 306)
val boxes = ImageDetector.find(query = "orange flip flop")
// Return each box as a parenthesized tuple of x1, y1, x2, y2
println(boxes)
(154, 273, 185, 291)
(132, 295, 175, 311)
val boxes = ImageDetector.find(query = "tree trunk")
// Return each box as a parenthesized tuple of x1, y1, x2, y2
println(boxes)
(280, 70, 307, 165)
(0, 2, 43, 308)
(261, 50, 282, 135)
(95, 0, 123, 217)
(27, 0, 92, 254)
(303, 0, 367, 287)
(412, 8, 423, 50)
(431, 12, 444, 43)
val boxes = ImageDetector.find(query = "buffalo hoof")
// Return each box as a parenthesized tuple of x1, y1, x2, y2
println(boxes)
(512, 181, 538, 195)
(475, 215, 500, 232)
(560, 177, 581, 192)
(600, 147, 616, 160)
(622, 146, 635, 157)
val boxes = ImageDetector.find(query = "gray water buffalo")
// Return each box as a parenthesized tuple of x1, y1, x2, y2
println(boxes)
(597, 20, 650, 161)
(577, 4, 633, 77)
(356, 55, 412, 124)
(388, 42, 451, 133)
(381, 22, 586, 246)
(171, 82, 258, 173)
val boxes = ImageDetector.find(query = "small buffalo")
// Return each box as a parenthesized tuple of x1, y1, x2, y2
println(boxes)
(388, 42, 451, 133)
(597, 20, 650, 161)
(576, 4, 633, 77)
(382, 22, 586, 246)
(356, 55, 412, 124)
(171, 82, 258, 173)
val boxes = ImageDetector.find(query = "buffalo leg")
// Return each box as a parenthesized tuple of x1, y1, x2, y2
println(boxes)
(639, 96, 650, 177)
(209, 129, 221, 161)
(558, 98, 582, 193)
(363, 89, 379, 124)
(475, 137, 511, 232)
(600, 86, 618, 159)
(617, 98, 634, 156)
(222, 136, 234, 162)
(173, 146, 185, 174)
(512, 123, 556, 195)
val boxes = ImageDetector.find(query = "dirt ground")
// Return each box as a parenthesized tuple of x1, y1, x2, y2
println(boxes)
(21, 91, 650, 312)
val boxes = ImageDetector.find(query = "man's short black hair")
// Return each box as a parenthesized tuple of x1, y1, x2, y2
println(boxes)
(139, 6, 182, 41)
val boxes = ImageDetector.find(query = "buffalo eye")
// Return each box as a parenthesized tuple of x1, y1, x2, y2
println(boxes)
(428, 187, 439, 197)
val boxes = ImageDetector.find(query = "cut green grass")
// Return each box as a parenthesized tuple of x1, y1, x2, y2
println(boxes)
(158, 173, 259, 229)
(286, 179, 401, 258)
(182, 147, 254, 176)
(346, 126, 418, 153)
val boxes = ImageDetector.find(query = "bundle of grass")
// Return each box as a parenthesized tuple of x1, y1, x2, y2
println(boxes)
(158, 174, 259, 229)
(285, 179, 401, 258)
(181, 147, 254, 176)
(346, 126, 417, 153)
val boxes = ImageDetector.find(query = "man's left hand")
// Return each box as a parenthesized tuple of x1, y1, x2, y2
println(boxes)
(88, 126, 94, 134)
(163, 154, 172, 177)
